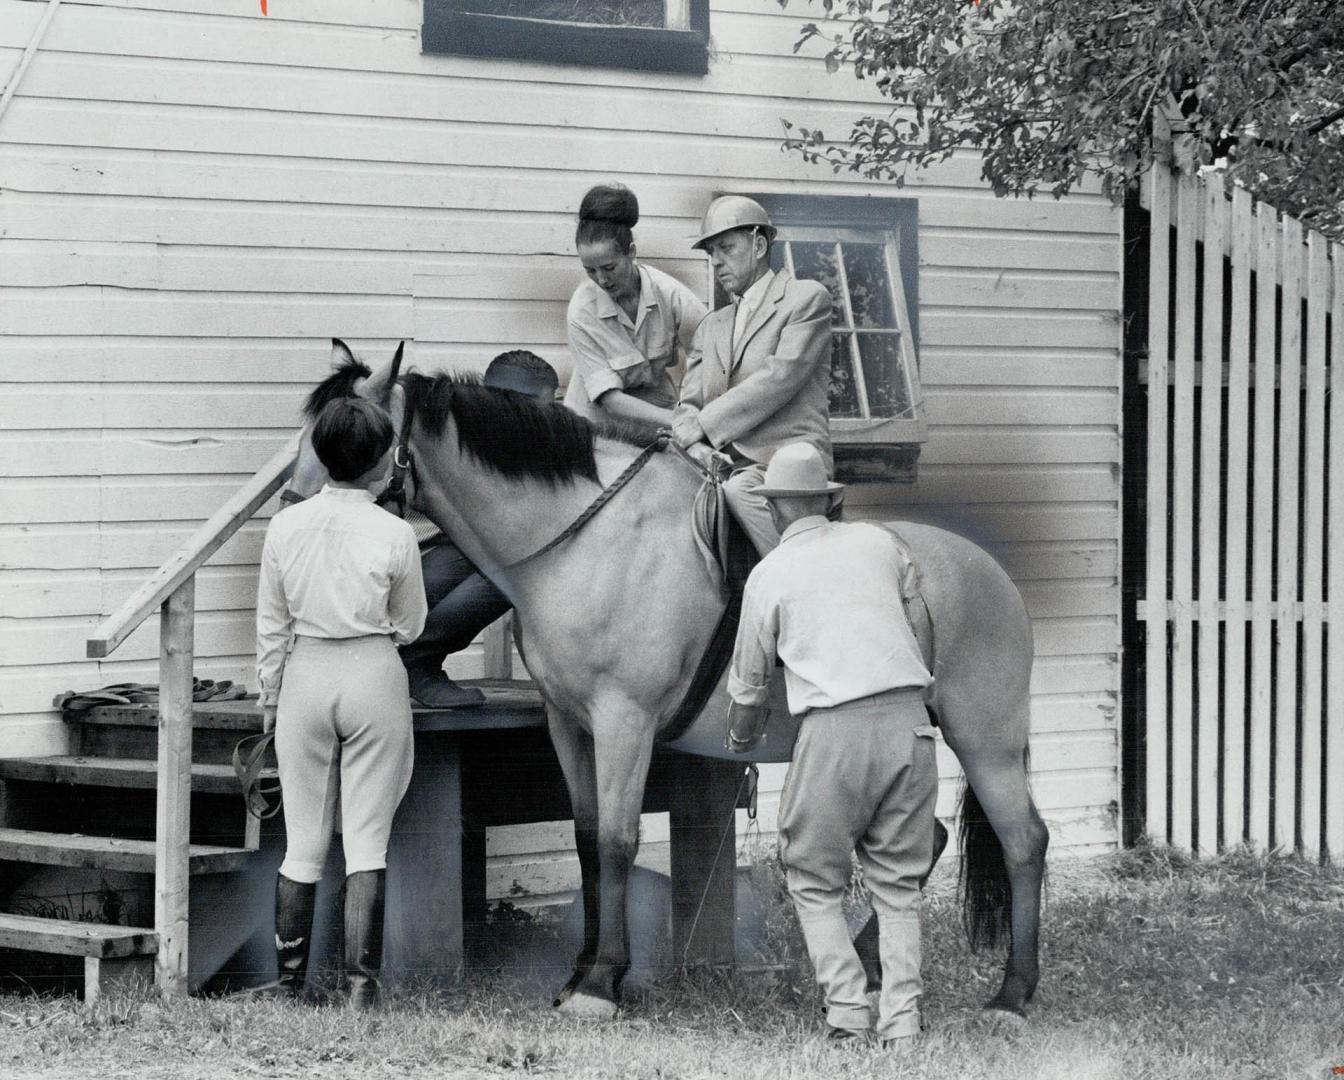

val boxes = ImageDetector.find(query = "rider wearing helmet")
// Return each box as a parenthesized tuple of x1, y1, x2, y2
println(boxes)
(671, 195, 834, 554)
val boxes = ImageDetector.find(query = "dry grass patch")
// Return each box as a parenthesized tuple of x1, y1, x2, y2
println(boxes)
(2, 844, 1342, 1079)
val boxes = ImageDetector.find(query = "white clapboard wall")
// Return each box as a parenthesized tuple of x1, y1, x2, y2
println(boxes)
(0, 0, 1122, 901)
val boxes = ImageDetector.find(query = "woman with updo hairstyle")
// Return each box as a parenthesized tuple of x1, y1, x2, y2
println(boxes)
(564, 183, 707, 426)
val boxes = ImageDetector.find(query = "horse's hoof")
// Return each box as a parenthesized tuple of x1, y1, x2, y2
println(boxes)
(555, 992, 619, 1020)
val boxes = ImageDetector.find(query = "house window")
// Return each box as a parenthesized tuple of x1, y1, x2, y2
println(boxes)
(423, 1, 710, 75)
(741, 194, 926, 482)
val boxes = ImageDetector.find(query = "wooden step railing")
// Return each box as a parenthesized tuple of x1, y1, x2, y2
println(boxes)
(84, 431, 303, 996)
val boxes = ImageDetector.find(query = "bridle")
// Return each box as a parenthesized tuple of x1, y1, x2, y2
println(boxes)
(375, 374, 677, 571)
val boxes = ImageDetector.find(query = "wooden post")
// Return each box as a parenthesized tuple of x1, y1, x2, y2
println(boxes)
(155, 577, 194, 997)
(1273, 216, 1304, 852)
(1170, 173, 1198, 851)
(1326, 244, 1344, 866)
(668, 757, 742, 969)
(385, 732, 464, 982)
(1195, 172, 1225, 855)
(481, 613, 513, 680)
(1144, 119, 1173, 844)
(1248, 202, 1279, 850)
(1223, 186, 1254, 848)
(1300, 230, 1329, 860)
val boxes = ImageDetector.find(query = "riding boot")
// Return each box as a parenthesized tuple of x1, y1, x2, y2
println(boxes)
(274, 873, 317, 1000)
(343, 869, 386, 1011)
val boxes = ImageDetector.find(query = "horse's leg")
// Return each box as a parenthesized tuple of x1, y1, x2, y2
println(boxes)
(557, 708, 657, 1020)
(856, 816, 948, 991)
(545, 708, 600, 1007)
(957, 747, 1049, 1019)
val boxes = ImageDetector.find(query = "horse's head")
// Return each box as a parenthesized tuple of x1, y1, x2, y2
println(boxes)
(287, 338, 407, 503)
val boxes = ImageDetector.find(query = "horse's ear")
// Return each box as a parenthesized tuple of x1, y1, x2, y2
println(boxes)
(361, 341, 406, 408)
(332, 338, 356, 367)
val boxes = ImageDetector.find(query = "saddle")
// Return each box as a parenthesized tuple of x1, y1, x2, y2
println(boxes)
(660, 470, 760, 741)
(664, 475, 929, 742)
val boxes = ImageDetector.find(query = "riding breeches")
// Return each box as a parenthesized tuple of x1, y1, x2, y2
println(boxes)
(777, 688, 938, 1039)
(275, 635, 414, 883)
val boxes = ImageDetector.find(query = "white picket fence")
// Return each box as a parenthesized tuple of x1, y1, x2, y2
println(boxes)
(1139, 144, 1344, 860)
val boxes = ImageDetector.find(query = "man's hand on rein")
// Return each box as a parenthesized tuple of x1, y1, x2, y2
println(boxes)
(671, 412, 706, 449)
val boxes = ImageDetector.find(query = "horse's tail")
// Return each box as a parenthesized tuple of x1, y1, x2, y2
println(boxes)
(955, 749, 1026, 951)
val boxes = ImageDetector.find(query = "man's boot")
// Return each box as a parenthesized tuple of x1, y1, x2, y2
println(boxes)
(403, 655, 485, 709)
(274, 873, 317, 1000)
(344, 869, 386, 1011)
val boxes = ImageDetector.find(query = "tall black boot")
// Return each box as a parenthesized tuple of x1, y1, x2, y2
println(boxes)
(274, 873, 317, 1000)
(344, 869, 386, 1011)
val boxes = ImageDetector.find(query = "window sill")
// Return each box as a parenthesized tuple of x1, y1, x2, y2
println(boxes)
(833, 417, 926, 484)
(422, 8, 710, 74)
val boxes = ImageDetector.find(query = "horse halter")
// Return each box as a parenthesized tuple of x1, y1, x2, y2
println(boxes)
(372, 353, 416, 519)
(375, 395, 418, 520)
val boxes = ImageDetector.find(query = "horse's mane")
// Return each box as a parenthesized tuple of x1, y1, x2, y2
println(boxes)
(303, 357, 372, 420)
(303, 360, 661, 488)
(403, 371, 653, 488)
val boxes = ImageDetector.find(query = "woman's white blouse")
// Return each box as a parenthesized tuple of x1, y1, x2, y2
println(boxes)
(564, 264, 707, 420)
(256, 486, 427, 707)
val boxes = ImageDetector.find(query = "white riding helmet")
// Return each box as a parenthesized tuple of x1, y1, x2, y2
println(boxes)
(691, 195, 777, 251)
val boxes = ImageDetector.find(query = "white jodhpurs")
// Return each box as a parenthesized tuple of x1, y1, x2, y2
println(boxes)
(275, 635, 414, 883)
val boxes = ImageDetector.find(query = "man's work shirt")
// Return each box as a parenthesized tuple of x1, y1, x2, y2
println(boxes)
(727, 516, 931, 716)
(564, 263, 707, 420)
(256, 485, 427, 708)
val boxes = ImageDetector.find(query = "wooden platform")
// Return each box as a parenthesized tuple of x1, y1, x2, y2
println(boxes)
(1, 679, 746, 995)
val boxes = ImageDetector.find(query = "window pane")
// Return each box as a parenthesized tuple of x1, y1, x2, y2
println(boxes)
(857, 333, 911, 417)
(842, 243, 896, 330)
(486, 1, 664, 25)
(788, 242, 846, 325)
(828, 334, 861, 418)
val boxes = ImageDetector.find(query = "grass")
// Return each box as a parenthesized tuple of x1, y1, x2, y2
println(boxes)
(2, 844, 1342, 1079)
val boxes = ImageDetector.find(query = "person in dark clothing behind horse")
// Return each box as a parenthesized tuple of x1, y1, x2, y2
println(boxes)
(399, 350, 560, 708)
(256, 396, 427, 1010)
(724, 442, 936, 1048)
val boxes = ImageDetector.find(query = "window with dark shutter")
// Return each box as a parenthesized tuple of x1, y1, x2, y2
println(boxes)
(423, 1, 710, 75)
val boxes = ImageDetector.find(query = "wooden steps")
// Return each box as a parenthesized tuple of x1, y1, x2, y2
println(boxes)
(0, 755, 276, 796)
(1, 678, 545, 1000)
(0, 911, 156, 959)
(0, 912, 158, 1006)
(0, 827, 252, 875)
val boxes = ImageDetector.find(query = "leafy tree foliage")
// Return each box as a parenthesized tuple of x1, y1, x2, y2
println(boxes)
(782, 0, 1344, 237)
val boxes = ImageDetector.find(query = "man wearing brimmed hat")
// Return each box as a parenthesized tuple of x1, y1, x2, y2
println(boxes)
(724, 442, 937, 1048)
(671, 195, 833, 555)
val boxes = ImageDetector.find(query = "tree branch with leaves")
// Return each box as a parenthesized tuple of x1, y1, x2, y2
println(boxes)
(781, 0, 1344, 237)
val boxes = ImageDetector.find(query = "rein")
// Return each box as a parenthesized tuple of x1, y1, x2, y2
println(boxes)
(383, 380, 672, 570)
(502, 431, 670, 571)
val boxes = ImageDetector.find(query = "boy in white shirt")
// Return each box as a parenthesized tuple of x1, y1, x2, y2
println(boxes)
(257, 396, 427, 1009)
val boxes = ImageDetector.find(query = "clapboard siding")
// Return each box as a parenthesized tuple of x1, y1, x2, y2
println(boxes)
(0, 0, 1121, 872)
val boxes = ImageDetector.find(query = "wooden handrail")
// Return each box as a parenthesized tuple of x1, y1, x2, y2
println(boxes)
(86, 431, 304, 659)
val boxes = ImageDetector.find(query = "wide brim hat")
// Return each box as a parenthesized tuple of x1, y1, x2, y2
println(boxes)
(756, 442, 845, 498)
(691, 194, 778, 251)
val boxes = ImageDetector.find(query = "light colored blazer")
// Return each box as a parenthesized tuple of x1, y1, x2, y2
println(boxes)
(674, 269, 833, 470)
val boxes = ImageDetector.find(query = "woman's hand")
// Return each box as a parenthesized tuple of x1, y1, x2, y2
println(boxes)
(263, 704, 278, 734)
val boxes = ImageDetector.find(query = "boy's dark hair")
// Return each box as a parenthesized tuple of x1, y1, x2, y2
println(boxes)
(484, 350, 560, 400)
(311, 397, 394, 482)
